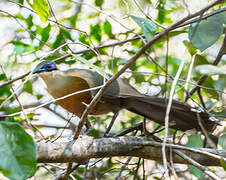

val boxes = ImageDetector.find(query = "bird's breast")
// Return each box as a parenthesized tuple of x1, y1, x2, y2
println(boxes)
(40, 71, 93, 117)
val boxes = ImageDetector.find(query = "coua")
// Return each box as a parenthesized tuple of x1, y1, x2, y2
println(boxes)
(33, 61, 217, 133)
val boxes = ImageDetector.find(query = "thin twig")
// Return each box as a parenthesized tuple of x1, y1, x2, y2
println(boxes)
(133, 158, 141, 180)
(162, 58, 185, 178)
(115, 157, 132, 180)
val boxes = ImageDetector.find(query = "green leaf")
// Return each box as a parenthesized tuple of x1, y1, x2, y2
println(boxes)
(218, 134, 226, 150)
(90, 24, 102, 42)
(202, 76, 218, 99)
(95, 0, 104, 7)
(183, 40, 197, 56)
(188, 166, 206, 179)
(215, 11, 226, 25)
(195, 65, 226, 75)
(0, 122, 37, 180)
(27, 0, 49, 23)
(79, 33, 90, 45)
(87, 129, 99, 138)
(156, 0, 166, 23)
(193, 54, 209, 67)
(53, 30, 64, 49)
(214, 76, 226, 96)
(220, 158, 226, 171)
(0, 74, 7, 81)
(23, 81, 33, 94)
(0, 86, 11, 97)
(186, 134, 203, 148)
(130, 15, 156, 41)
(186, 135, 205, 179)
(61, 28, 73, 41)
(41, 23, 51, 42)
(72, 55, 110, 79)
(188, 13, 225, 51)
(103, 20, 112, 37)
(12, 41, 34, 55)
(18, 0, 24, 4)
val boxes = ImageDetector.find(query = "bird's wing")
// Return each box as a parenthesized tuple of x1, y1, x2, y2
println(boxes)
(65, 68, 142, 98)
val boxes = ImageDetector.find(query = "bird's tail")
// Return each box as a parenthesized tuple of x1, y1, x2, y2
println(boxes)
(120, 95, 217, 132)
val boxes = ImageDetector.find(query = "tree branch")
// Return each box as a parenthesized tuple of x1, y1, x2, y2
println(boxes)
(37, 136, 226, 166)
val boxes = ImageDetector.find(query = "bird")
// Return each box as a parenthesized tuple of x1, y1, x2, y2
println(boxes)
(33, 61, 217, 134)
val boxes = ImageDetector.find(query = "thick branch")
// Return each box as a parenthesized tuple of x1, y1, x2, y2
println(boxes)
(37, 136, 226, 166)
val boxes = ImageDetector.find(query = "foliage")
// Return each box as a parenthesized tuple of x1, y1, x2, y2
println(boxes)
(0, 122, 36, 180)
(0, 0, 225, 179)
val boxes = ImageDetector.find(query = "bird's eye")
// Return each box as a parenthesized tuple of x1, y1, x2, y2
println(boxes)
(46, 65, 52, 69)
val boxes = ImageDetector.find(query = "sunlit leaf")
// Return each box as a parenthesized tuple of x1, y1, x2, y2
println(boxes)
(95, 0, 104, 7)
(90, 24, 102, 42)
(103, 20, 113, 37)
(220, 158, 226, 171)
(27, 0, 49, 23)
(53, 30, 64, 49)
(41, 23, 51, 42)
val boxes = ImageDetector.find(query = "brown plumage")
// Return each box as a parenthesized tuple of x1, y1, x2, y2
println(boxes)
(33, 61, 217, 132)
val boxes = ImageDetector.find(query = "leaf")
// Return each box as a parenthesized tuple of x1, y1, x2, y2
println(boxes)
(95, 0, 104, 7)
(188, 12, 226, 51)
(130, 15, 156, 41)
(87, 129, 99, 138)
(0, 86, 11, 97)
(53, 30, 64, 49)
(79, 33, 90, 45)
(214, 76, 226, 96)
(215, 11, 226, 25)
(90, 24, 102, 42)
(195, 65, 226, 75)
(193, 54, 209, 66)
(103, 20, 113, 37)
(0, 74, 7, 81)
(18, 0, 24, 4)
(186, 134, 203, 148)
(12, 41, 34, 55)
(186, 134, 206, 178)
(156, 0, 166, 23)
(218, 134, 226, 150)
(23, 81, 33, 94)
(188, 166, 206, 179)
(183, 40, 197, 56)
(27, 0, 49, 23)
(72, 55, 110, 79)
(0, 122, 37, 180)
(41, 23, 51, 42)
(220, 158, 226, 171)
(202, 76, 218, 99)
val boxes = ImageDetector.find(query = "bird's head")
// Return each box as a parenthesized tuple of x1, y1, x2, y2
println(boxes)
(33, 61, 58, 74)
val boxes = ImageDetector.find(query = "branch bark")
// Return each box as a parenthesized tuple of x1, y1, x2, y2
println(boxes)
(37, 136, 226, 166)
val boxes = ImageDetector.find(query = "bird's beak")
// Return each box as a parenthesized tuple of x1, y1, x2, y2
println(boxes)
(33, 67, 45, 74)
